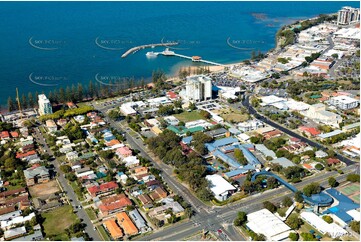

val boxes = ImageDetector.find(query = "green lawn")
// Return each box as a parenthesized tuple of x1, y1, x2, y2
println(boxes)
(174, 111, 205, 122)
(97, 225, 110, 241)
(70, 181, 85, 201)
(85, 207, 97, 220)
(42, 205, 78, 239)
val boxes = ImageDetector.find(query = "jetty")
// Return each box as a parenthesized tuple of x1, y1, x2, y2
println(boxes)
(121, 42, 178, 58)
(149, 48, 225, 66)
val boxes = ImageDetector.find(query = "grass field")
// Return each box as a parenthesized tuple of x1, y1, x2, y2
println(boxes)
(97, 225, 111, 241)
(213, 107, 248, 123)
(174, 111, 205, 122)
(42, 205, 78, 239)
(351, 194, 360, 203)
(85, 207, 97, 220)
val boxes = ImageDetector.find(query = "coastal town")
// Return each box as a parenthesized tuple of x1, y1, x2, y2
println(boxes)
(0, 5, 360, 242)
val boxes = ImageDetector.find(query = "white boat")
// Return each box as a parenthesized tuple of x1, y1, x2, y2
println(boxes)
(146, 51, 158, 57)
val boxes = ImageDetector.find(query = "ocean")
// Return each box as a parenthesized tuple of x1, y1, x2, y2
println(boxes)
(0, 1, 358, 106)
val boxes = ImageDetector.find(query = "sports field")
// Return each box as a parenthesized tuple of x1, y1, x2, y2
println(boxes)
(337, 183, 360, 203)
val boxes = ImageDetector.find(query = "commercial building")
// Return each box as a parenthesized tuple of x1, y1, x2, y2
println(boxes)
(185, 75, 212, 101)
(237, 119, 264, 132)
(38, 94, 53, 115)
(329, 95, 359, 110)
(337, 6, 360, 25)
(300, 212, 347, 238)
(205, 174, 236, 201)
(300, 103, 342, 128)
(246, 209, 293, 241)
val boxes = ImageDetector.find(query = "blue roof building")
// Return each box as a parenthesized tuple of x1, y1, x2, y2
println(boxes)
(182, 136, 193, 145)
(224, 165, 256, 178)
(213, 149, 241, 169)
(323, 188, 360, 224)
(205, 137, 239, 152)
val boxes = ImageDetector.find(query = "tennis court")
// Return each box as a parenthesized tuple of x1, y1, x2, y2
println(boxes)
(351, 194, 360, 203)
(338, 183, 360, 196)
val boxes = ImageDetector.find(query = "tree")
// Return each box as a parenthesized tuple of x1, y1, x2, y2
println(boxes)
(21, 93, 28, 109)
(300, 232, 315, 241)
(234, 148, 247, 165)
(7, 96, 16, 112)
(303, 182, 321, 197)
(196, 187, 213, 201)
(328, 177, 338, 187)
(294, 191, 304, 203)
(199, 110, 211, 119)
(266, 177, 278, 189)
(28, 92, 35, 107)
(282, 196, 293, 207)
(346, 174, 360, 182)
(65, 173, 77, 182)
(263, 201, 277, 213)
(286, 214, 303, 230)
(60, 165, 72, 173)
(289, 232, 299, 241)
(234, 211, 247, 226)
(350, 221, 360, 233)
(322, 215, 333, 224)
(184, 207, 193, 219)
(315, 163, 324, 170)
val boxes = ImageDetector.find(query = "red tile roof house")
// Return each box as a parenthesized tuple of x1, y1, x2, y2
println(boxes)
(298, 126, 321, 137)
(87, 181, 119, 197)
(326, 158, 341, 166)
(10, 131, 19, 138)
(0, 131, 10, 140)
(16, 150, 37, 159)
(116, 146, 132, 158)
(166, 91, 178, 100)
(98, 193, 132, 216)
(263, 130, 282, 139)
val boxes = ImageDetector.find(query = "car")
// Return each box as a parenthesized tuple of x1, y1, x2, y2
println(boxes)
(93, 227, 97, 231)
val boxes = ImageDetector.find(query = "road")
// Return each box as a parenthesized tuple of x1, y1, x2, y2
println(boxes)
(100, 104, 358, 241)
(136, 167, 356, 241)
(33, 127, 101, 241)
(241, 95, 356, 166)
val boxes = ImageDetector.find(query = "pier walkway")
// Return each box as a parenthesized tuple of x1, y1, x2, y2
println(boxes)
(121, 42, 178, 58)
(153, 49, 225, 66)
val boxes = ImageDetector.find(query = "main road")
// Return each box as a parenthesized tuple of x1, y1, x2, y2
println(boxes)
(241, 95, 356, 166)
(33, 127, 101, 241)
(99, 103, 358, 241)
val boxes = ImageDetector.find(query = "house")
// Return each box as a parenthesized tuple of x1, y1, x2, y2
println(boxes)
(24, 166, 50, 186)
(116, 212, 139, 236)
(123, 156, 140, 168)
(116, 146, 132, 158)
(87, 181, 119, 197)
(205, 128, 230, 139)
(149, 187, 167, 201)
(98, 194, 132, 216)
(138, 194, 153, 206)
(10, 131, 19, 138)
(298, 126, 321, 137)
(0, 131, 10, 140)
(16, 150, 37, 159)
(46, 120, 57, 132)
(4, 226, 27, 240)
(66, 151, 79, 161)
(129, 209, 147, 231)
(130, 166, 148, 176)
(263, 130, 282, 139)
(75, 167, 94, 178)
(33, 194, 61, 212)
(327, 158, 341, 166)
(57, 119, 67, 126)
(103, 219, 123, 239)
(316, 150, 328, 158)
(205, 174, 236, 201)
(148, 201, 184, 221)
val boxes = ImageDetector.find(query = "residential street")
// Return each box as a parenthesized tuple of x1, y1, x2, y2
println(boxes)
(33, 127, 101, 241)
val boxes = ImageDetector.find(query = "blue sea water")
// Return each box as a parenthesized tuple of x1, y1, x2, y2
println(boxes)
(0, 1, 359, 106)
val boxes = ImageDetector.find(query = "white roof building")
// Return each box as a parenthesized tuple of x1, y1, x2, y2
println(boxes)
(246, 209, 293, 241)
(1, 213, 35, 230)
(300, 212, 347, 238)
(205, 174, 236, 201)
(123, 156, 140, 167)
